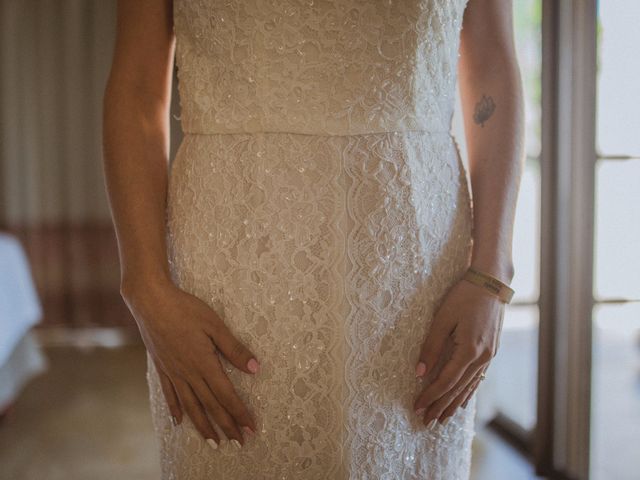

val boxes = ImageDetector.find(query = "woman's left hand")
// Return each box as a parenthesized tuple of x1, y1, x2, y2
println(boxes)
(413, 276, 505, 426)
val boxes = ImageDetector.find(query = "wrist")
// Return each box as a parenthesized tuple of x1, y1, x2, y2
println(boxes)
(469, 256, 514, 284)
(120, 270, 174, 304)
(463, 267, 515, 304)
(120, 273, 176, 330)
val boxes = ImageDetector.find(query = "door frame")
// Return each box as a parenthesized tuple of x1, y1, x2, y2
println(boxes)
(536, 1, 597, 479)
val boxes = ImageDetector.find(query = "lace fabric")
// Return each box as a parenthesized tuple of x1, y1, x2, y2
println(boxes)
(146, 1, 477, 479)
(172, 0, 467, 137)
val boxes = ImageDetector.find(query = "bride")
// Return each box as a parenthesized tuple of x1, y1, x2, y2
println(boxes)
(102, 0, 524, 478)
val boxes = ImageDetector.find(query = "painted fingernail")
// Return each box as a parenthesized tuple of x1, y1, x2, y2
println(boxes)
(415, 362, 426, 377)
(415, 408, 426, 417)
(230, 438, 242, 449)
(247, 358, 260, 374)
(171, 415, 178, 426)
(242, 425, 255, 437)
(206, 438, 218, 450)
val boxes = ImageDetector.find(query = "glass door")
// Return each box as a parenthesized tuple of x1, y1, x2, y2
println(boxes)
(590, 1, 640, 478)
(461, 2, 638, 478)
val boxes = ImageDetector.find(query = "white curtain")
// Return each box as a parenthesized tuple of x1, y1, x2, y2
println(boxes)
(0, 0, 118, 225)
(0, 0, 181, 328)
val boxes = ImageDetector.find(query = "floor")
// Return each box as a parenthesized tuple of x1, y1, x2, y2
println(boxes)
(0, 344, 538, 480)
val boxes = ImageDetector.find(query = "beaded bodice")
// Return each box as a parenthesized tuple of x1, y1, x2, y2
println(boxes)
(173, 0, 468, 136)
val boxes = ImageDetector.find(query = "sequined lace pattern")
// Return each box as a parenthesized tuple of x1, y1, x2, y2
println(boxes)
(146, 0, 477, 479)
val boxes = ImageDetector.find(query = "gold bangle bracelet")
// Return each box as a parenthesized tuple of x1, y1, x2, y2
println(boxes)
(463, 267, 515, 304)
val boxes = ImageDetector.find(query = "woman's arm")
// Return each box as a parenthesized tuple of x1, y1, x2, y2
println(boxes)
(413, 0, 524, 426)
(103, 0, 259, 448)
(458, 0, 525, 284)
(103, 0, 175, 295)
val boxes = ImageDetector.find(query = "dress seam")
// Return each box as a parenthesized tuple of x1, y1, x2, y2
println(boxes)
(180, 129, 454, 138)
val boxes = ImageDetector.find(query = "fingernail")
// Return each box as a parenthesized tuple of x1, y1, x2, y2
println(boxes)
(171, 415, 178, 426)
(415, 408, 426, 417)
(415, 362, 426, 377)
(206, 438, 218, 450)
(427, 419, 437, 428)
(247, 358, 260, 374)
(442, 416, 451, 426)
(230, 438, 242, 449)
(242, 425, 255, 437)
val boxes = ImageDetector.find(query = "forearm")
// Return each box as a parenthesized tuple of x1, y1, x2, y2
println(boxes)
(102, 82, 173, 298)
(458, 51, 525, 283)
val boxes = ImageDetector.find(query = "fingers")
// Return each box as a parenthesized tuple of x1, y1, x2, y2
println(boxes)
(156, 362, 183, 426)
(173, 377, 221, 450)
(413, 344, 473, 418)
(208, 320, 260, 376)
(460, 370, 484, 409)
(168, 360, 256, 450)
(430, 362, 485, 425)
(200, 354, 257, 435)
(415, 316, 454, 380)
(190, 377, 246, 448)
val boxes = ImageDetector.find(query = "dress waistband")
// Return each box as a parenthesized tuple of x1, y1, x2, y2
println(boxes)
(181, 128, 453, 137)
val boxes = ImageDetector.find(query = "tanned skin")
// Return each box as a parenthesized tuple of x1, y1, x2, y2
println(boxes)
(413, 0, 525, 426)
(103, 0, 258, 449)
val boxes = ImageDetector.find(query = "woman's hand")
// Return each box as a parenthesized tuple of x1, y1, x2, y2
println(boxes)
(413, 277, 505, 426)
(122, 278, 259, 449)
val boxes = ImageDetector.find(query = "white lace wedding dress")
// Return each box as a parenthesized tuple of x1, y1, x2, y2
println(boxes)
(146, 0, 477, 478)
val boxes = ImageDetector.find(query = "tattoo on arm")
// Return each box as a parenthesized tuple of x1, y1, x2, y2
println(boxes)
(473, 94, 496, 127)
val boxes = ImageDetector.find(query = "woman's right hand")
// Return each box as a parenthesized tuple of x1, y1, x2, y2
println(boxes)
(121, 277, 259, 449)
